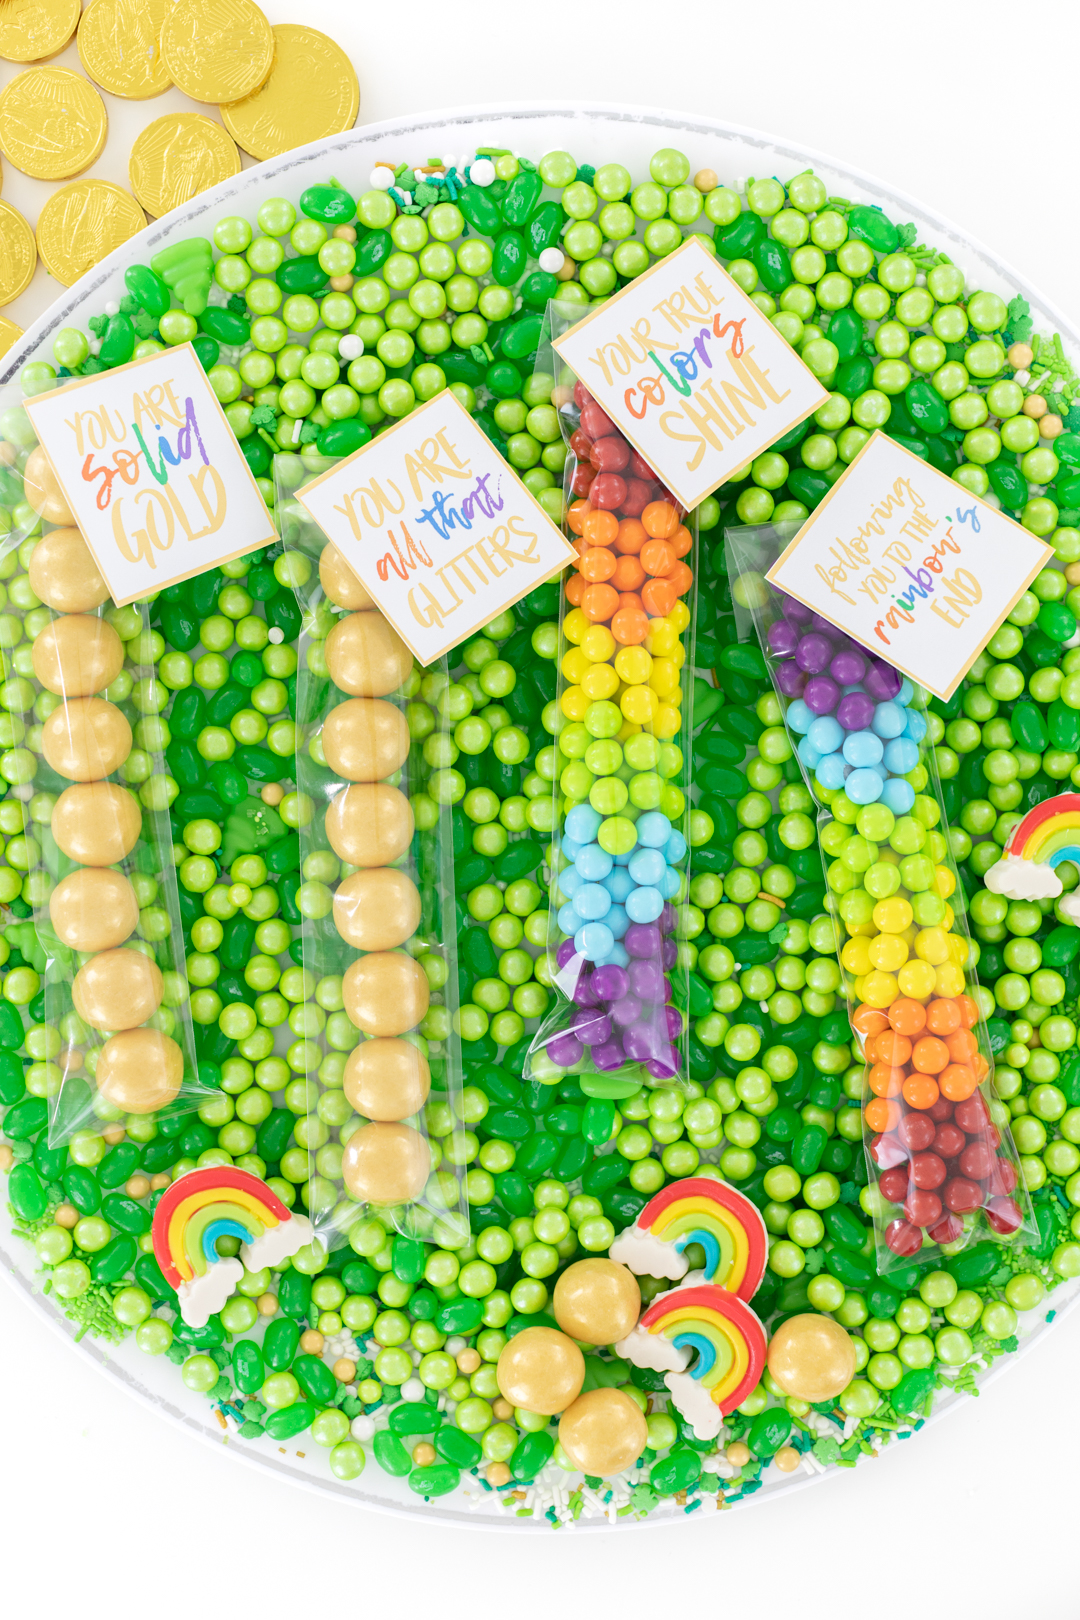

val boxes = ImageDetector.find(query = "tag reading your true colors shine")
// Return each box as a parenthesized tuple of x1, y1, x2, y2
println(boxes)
(552, 234, 830, 511)
(765, 431, 1055, 701)
(25, 344, 277, 607)
(296, 390, 577, 666)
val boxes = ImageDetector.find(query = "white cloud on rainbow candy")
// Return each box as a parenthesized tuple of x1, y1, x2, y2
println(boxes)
(984, 854, 1062, 901)
(665, 1371, 724, 1440)
(1059, 891, 1080, 924)
(241, 1212, 313, 1274)
(616, 1322, 690, 1372)
(609, 1226, 687, 1280)
(177, 1257, 243, 1329)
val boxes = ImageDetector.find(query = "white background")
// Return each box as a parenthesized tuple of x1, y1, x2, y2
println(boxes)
(5, 1, 1080, 1614)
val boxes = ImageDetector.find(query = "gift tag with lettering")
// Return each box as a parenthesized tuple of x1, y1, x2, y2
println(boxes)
(765, 431, 1055, 700)
(295, 389, 577, 665)
(24, 344, 277, 606)
(552, 234, 830, 511)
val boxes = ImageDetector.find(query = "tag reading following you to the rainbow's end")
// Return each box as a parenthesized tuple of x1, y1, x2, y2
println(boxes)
(296, 390, 577, 666)
(766, 431, 1055, 701)
(552, 234, 830, 511)
(24, 344, 277, 607)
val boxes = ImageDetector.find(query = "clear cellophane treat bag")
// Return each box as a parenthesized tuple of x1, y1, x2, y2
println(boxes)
(524, 341, 699, 1101)
(0, 386, 211, 1149)
(726, 521, 1034, 1273)
(275, 455, 470, 1252)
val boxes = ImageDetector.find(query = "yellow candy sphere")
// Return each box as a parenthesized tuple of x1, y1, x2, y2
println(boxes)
(558, 1388, 648, 1476)
(333, 867, 420, 952)
(324, 781, 413, 867)
(73, 947, 163, 1031)
(343, 1036, 430, 1121)
(95, 1028, 183, 1113)
(22, 445, 74, 524)
(342, 951, 429, 1037)
(766, 1313, 857, 1403)
(341, 1121, 430, 1205)
(552, 1258, 641, 1346)
(41, 696, 131, 781)
(51, 781, 141, 865)
(32, 614, 124, 696)
(496, 1327, 585, 1416)
(49, 866, 139, 951)
(325, 611, 412, 697)
(319, 542, 373, 610)
(28, 527, 109, 612)
(321, 697, 410, 782)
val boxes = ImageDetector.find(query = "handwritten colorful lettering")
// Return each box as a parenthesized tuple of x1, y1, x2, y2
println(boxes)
(25, 345, 276, 606)
(295, 391, 576, 665)
(766, 432, 1054, 700)
(553, 235, 830, 511)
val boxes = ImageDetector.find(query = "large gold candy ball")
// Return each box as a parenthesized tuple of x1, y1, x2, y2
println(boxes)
(51, 782, 141, 865)
(766, 1314, 857, 1403)
(333, 867, 420, 952)
(322, 697, 410, 782)
(95, 1028, 183, 1113)
(558, 1388, 649, 1476)
(49, 866, 139, 951)
(28, 527, 109, 612)
(73, 947, 163, 1031)
(319, 542, 373, 610)
(325, 610, 412, 697)
(41, 696, 132, 781)
(325, 782, 414, 867)
(32, 614, 124, 697)
(553, 1259, 641, 1346)
(496, 1327, 585, 1416)
(341, 1121, 430, 1205)
(343, 1035, 430, 1121)
(22, 446, 74, 525)
(343, 952, 429, 1037)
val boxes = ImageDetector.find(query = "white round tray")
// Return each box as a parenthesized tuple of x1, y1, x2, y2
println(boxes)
(3, 101, 1078, 1528)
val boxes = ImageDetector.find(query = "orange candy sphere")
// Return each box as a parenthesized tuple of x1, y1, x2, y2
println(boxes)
(641, 500, 679, 538)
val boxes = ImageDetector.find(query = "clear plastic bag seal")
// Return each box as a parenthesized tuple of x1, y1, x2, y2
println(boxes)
(726, 520, 1034, 1273)
(275, 453, 470, 1251)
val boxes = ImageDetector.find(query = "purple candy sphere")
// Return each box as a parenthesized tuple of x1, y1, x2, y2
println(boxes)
(837, 691, 875, 731)
(661, 937, 678, 970)
(572, 972, 600, 1008)
(660, 903, 677, 935)
(646, 1048, 680, 1081)
(623, 1025, 661, 1063)
(628, 959, 665, 1001)
(592, 1038, 626, 1071)
(624, 923, 660, 959)
(666, 1005, 684, 1039)
(830, 648, 866, 684)
(547, 1032, 583, 1067)
(556, 939, 578, 971)
(781, 596, 812, 623)
(573, 1009, 612, 1046)
(795, 632, 833, 674)
(591, 964, 629, 1002)
(866, 660, 902, 699)
(803, 674, 840, 715)
(767, 619, 799, 656)
(611, 994, 643, 1027)
(775, 662, 806, 698)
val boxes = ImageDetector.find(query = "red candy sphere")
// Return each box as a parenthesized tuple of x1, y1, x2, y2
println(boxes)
(590, 473, 627, 510)
(898, 1113, 936, 1152)
(933, 1122, 965, 1158)
(985, 1158, 1018, 1196)
(927, 1097, 954, 1122)
(944, 1176, 982, 1214)
(909, 1151, 947, 1189)
(958, 1140, 995, 1181)
(885, 1218, 923, 1256)
(580, 402, 615, 439)
(879, 1166, 909, 1202)
(621, 478, 655, 517)
(904, 1188, 943, 1227)
(954, 1095, 990, 1133)
(928, 1211, 964, 1244)
(985, 1195, 1023, 1235)
(591, 436, 630, 472)
(870, 1132, 908, 1169)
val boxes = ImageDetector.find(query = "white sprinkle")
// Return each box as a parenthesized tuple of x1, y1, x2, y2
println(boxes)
(104, 300, 120, 316)
(470, 158, 496, 188)
(88, 338, 101, 356)
(538, 247, 565, 274)
(12, 783, 33, 801)
(370, 166, 395, 191)
(338, 334, 364, 361)
(267, 627, 284, 644)
(1013, 370, 1031, 387)
(444, 1335, 467, 1356)
(350, 1413, 375, 1441)
(442, 152, 456, 168)
(400, 1376, 425, 1401)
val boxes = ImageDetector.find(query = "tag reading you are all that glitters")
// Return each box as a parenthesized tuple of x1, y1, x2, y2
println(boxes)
(765, 431, 1055, 701)
(295, 389, 577, 666)
(551, 234, 831, 512)
(24, 344, 277, 607)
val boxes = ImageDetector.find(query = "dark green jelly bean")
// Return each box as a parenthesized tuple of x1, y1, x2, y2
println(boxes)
(904, 377, 949, 435)
(231, 650, 264, 688)
(99, 1141, 142, 1188)
(170, 687, 206, 739)
(527, 201, 563, 256)
(890, 432, 928, 461)
(791, 1124, 827, 1175)
(484, 1107, 532, 1143)
(317, 419, 371, 458)
(510, 1431, 553, 1480)
(650, 1447, 700, 1495)
(1049, 696, 1080, 748)
(199, 306, 250, 346)
(515, 1132, 560, 1177)
(134, 1253, 174, 1300)
(392, 1236, 426, 1283)
(101, 1193, 150, 1235)
(173, 1314, 225, 1347)
(265, 1402, 316, 1441)
(867, 1282, 901, 1320)
(220, 916, 256, 971)
(458, 184, 502, 235)
(824, 1205, 867, 1249)
(456, 851, 493, 890)
(189, 568, 221, 618)
(493, 229, 527, 287)
(582, 1154, 630, 1195)
(474, 1065, 521, 1106)
(355, 229, 393, 275)
(764, 1105, 800, 1144)
(342, 1260, 377, 1295)
(210, 761, 249, 805)
(554, 1136, 590, 1180)
(207, 684, 248, 726)
(293, 1353, 337, 1405)
(164, 739, 199, 788)
(520, 270, 559, 310)
(233, 1339, 266, 1394)
(407, 1287, 438, 1320)
(893, 1367, 935, 1414)
(243, 436, 272, 477)
(753, 237, 791, 293)
(826, 1247, 873, 1288)
(279, 1270, 312, 1320)
(0, 1000, 23, 1049)
(389, 1401, 441, 1434)
(100, 313, 135, 367)
(836, 354, 874, 400)
(1012, 700, 1048, 752)
(435, 1295, 484, 1334)
(300, 183, 354, 224)
(485, 360, 521, 399)
(1044, 927, 1080, 968)
(1032, 1204, 1058, 1258)
(847, 204, 899, 253)
(1056, 431, 1080, 467)
(276, 877, 302, 924)
(159, 601, 200, 651)
(267, 591, 301, 641)
(436, 1426, 482, 1468)
(275, 256, 328, 295)
(245, 562, 279, 602)
(748, 1407, 793, 1457)
(373, 1430, 413, 1475)
(826, 307, 863, 361)
(441, 350, 486, 386)
(63, 1164, 101, 1215)
(408, 1463, 459, 1497)
(140, 1139, 179, 1176)
(499, 169, 542, 227)
(946, 1242, 999, 1287)
(0, 1050, 25, 1105)
(714, 212, 766, 259)
(545, 1104, 582, 1137)
(192, 334, 219, 371)
(500, 314, 543, 361)
(697, 731, 743, 765)
(720, 642, 766, 680)
(699, 763, 748, 799)
(9, 1162, 46, 1221)
(1042, 603, 1078, 646)
(125, 263, 170, 317)
(265, 833, 300, 874)
(603, 1186, 646, 1228)
(3, 1097, 47, 1140)
(493, 839, 542, 882)
(263, 1316, 300, 1370)
(581, 1097, 617, 1144)
(788, 467, 831, 509)
(91, 1234, 137, 1284)
(494, 1169, 533, 1216)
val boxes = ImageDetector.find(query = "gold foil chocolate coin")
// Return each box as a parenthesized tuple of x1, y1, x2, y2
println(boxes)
(77, 0, 172, 100)
(129, 112, 240, 217)
(36, 180, 146, 285)
(0, 316, 23, 358)
(0, 201, 36, 306)
(0, 0, 80, 63)
(0, 66, 107, 180)
(159, 0, 273, 104)
(220, 23, 359, 162)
